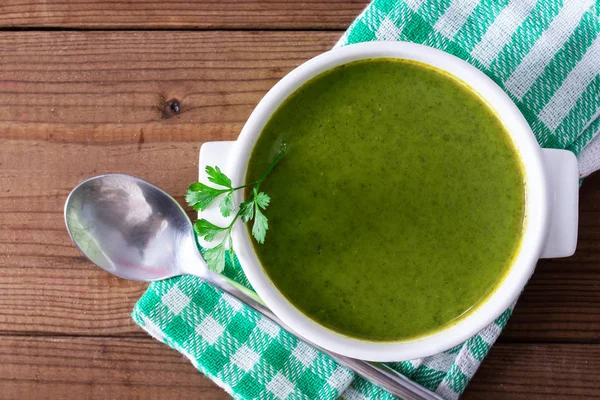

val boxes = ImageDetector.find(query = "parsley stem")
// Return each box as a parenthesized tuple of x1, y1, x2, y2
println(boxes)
(232, 181, 258, 191)
(226, 149, 283, 233)
(230, 149, 285, 192)
(255, 149, 285, 191)
(227, 211, 241, 230)
(226, 197, 250, 230)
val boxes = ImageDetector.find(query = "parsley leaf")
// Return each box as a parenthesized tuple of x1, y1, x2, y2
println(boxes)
(252, 206, 268, 244)
(254, 191, 270, 210)
(203, 241, 226, 273)
(194, 219, 226, 242)
(206, 166, 232, 188)
(185, 182, 228, 211)
(219, 192, 235, 217)
(239, 200, 255, 223)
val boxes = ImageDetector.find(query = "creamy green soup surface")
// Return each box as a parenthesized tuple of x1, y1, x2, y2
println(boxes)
(246, 59, 525, 341)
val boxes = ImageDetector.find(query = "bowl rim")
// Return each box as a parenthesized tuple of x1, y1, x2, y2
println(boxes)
(228, 41, 549, 361)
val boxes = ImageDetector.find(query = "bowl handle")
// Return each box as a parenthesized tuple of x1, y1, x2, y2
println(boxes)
(539, 149, 579, 259)
(199, 141, 235, 175)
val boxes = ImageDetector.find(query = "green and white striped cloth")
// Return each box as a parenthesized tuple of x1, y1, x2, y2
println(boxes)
(133, 1, 600, 399)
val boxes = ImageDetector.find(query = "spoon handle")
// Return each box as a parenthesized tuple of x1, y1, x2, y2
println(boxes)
(200, 271, 443, 400)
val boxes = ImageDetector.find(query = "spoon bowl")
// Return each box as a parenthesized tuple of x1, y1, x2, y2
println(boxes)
(64, 174, 204, 281)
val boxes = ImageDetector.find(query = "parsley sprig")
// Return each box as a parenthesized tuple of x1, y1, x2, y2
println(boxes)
(186, 149, 284, 273)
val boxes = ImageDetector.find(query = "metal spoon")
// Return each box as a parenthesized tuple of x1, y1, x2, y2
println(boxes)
(64, 174, 442, 400)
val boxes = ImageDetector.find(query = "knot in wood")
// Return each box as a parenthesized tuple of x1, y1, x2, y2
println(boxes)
(162, 98, 181, 118)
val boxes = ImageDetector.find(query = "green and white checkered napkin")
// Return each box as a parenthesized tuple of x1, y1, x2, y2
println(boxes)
(133, 1, 600, 399)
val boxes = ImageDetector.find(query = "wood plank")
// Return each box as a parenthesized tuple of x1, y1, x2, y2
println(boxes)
(0, 336, 227, 399)
(466, 343, 600, 399)
(0, 336, 597, 399)
(0, 31, 599, 342)
(0, 31, 339, 139)
(0, 0, 367, 29)
(0, 31, 337, 335)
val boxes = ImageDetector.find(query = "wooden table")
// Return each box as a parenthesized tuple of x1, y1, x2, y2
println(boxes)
(0, 1, 598, 399)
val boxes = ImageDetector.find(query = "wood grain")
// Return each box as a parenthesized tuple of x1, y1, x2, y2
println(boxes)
(0, 31, 339, 139)
(1, 31, 600, 342)
(1, 27, 600, 399)
(0, 31, 337, 335)
(466, 344, 600, 399)
(0, 336, 226, 399)
(0, 0, 367, 29)
(0, 337, 597, 399)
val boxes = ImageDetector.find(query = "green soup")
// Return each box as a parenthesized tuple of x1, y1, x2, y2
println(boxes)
(246, 59, 525, 341)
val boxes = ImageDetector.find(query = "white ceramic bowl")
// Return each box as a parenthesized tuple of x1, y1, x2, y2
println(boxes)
(199, 42, 579, 361)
